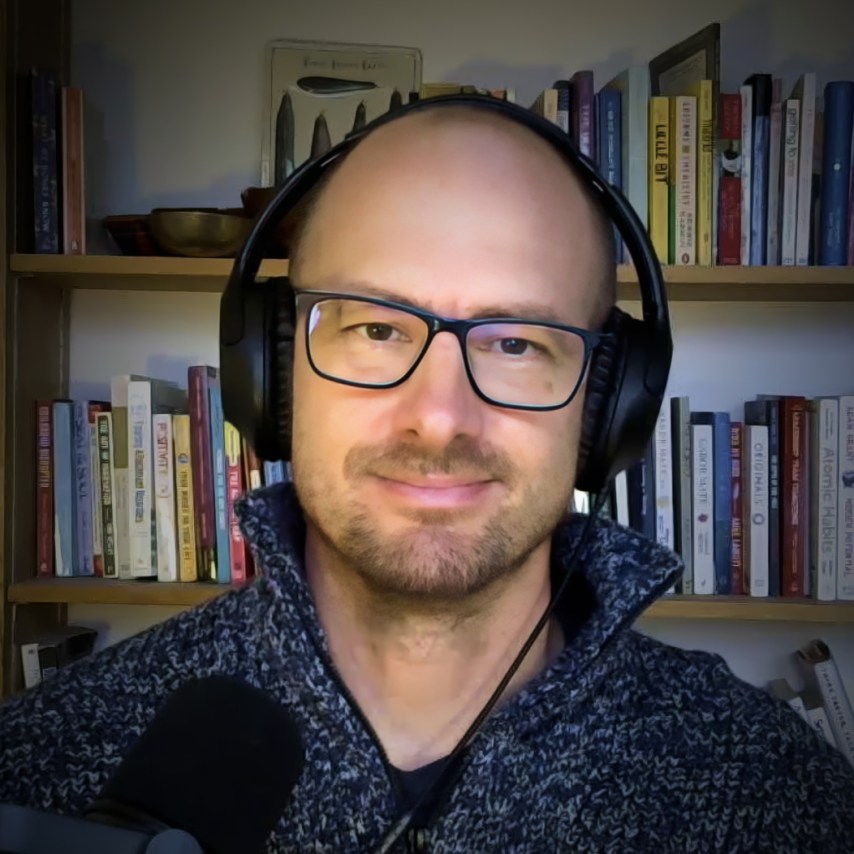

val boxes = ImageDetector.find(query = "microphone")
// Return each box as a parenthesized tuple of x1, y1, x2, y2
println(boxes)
(0, 675, 304, 854)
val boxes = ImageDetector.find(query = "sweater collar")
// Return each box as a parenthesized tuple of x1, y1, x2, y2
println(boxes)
(235, 480, 682, 651)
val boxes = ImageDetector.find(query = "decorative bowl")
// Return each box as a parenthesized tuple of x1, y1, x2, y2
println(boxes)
(148, 208, 251, 257)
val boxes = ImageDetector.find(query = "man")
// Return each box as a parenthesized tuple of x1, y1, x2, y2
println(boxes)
(1, 101, 853, 852)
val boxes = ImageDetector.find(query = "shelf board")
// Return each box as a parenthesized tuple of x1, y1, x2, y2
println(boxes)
(10, 254, 854, 301)
(8, 579, 854, 621)
(640, 595, 854, 623)
(8, 577, 231, 606)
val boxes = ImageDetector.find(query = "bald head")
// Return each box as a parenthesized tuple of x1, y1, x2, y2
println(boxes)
(288, 104, 616, 329)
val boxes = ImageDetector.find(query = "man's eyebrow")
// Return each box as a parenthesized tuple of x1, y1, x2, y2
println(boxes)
(303, 280, 570, 324)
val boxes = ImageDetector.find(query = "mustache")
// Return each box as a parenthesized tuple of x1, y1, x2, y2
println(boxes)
(343, 438, 515, 482)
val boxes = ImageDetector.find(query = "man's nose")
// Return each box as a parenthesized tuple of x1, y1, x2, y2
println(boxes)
(388, 332, 485, 449)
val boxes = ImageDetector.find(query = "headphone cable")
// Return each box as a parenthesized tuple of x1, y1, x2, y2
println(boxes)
(371, 490, 609, 854)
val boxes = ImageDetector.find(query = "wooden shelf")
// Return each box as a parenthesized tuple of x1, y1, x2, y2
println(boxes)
(641, 596, 854, 623)
(10, 254, 854, 301)
(8, 577, 231, 607)
(8, 578, 854, 621)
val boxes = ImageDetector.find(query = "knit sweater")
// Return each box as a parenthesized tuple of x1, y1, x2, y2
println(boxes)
(1, 482, 853, 852)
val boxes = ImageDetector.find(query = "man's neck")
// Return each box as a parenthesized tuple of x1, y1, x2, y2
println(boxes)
(304, 532, 562, 771)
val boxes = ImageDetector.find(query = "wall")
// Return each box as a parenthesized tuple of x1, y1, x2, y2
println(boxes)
(68, 0, 854, 700)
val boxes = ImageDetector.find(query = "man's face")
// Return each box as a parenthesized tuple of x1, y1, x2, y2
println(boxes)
(290, 111, 605, 602)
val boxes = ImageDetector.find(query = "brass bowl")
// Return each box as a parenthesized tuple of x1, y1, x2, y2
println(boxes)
(148, 208, 251, 257)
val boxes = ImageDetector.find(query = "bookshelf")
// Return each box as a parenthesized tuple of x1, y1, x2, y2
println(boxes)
(7, 576, 854, 623)
(2, 0, 854, 702)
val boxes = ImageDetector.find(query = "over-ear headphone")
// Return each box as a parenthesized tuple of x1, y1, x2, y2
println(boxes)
(220, 93, 672, 494)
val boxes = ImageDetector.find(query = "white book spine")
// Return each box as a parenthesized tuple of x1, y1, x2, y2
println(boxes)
(654, 402, 674, 550)
(153, 413, 178, 582)
(798, 640, 854, 767)
(672, 397, 693, 593)
(838, 396, 854, 600)
(614, 470, 629, 527)
(691, 423, 715, 594)
(127, 380, 155, 577)
(746, 424, 770, 597)
(674, 96, 696, 266)
(779, 99, 800, 266)
(793, 73, 816, 266)
(814, 398, 839, 601)
(739, 85, 753, 265)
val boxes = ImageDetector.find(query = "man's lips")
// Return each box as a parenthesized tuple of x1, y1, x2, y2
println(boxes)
(369, 474, 497, 508)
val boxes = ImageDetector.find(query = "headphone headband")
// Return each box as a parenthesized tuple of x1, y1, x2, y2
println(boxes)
(220, 92, 673, 492)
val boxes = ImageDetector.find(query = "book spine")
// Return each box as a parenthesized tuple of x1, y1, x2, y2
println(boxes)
(670, 396, 693, 593)
(818, 81, 854, 265)
(781, 397, 807, 597)
(813, 398, 838, 601)
(730, 421, 744, 596)
(96, 412, 118, 578)
(712, 412, 733, 594)
(224, 422, 247, 585)
(794, 73, 817, 266)
(36, 400, 54, 577)
(172, 414, 198, 583)
(739, 84, 753, 265)
(747, 74, 772, 265)
(208, 372, 231, 584)
(52, 401, 75, 577)
(745, 424, 770, 596)
(672, 95, 697, 266)
(690, 420, 715, 594)
(72, 400, 94, 576)
(654, 402, 674, 550)
(570, 71, 595, 160)
(597, 87, 623, 262)
(88, 402, 107, 576)
(153, 413, 178, 582)
(648, 96, 670, 264)
(717, 93, 742, 265)
(838, 396, 854, 600)
(127, 380, 155, 577)
(189, 366, 216, 581)
(765, 78, 782, 265)
(694, 80, 714, 266)
(780, 99, 801, 266)
(31, 69, 60, 253)
(60, 86, 85, 255)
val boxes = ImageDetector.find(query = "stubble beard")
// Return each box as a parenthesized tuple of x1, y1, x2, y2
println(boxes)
(294, 438, 570, 604)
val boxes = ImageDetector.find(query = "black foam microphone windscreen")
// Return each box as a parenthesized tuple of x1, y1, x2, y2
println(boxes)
(86, 675, 304, 854)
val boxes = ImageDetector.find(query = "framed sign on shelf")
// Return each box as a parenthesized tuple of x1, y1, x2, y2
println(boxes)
(260, 39, 423, 187)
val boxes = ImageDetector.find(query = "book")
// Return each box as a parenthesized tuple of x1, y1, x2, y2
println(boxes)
(796, 639, 854, 768)
(790, 73, 817, 266)
(648, 22, 720, 98)
(648, 96, 670, 264)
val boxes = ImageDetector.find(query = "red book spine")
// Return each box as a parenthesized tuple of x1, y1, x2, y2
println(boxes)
(36, 400, 54, 577)
(730, 421, 745, 595)
(718, 93, 742, 265)
(225, 429, 247, 585)
(780, 396, 807, 597)
(188, 366, 216, 582)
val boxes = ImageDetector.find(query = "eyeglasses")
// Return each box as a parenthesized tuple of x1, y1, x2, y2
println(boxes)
(294, 290, 607, 411)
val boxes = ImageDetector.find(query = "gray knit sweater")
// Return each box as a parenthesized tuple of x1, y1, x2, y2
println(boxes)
(1, 482, 853, 852)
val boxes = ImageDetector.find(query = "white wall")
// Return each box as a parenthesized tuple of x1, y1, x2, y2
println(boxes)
(67, 0, 854, 699)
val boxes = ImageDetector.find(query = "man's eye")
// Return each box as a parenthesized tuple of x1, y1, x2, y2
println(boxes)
(357, 323, 398, 341)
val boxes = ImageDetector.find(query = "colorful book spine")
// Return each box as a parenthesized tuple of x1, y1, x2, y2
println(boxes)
(669, 94, 696, 265)
(208, 371, 231, 584)
(779, 98, 801, 266)
(189, 365, 217, 582)
(224, 422, 247, 585)
(72, 400, 95, 576)
(717, 93, 742, 265)
(811, 397, 839, 601)
(570, 70, 596, 160)
(35, 400, 54, 577)
(670, 396, 693, 593)
(730, 421, 744, 596)
(746, 74, 772, 265)
(690, 416, 715, 594)
(596, 86, 623, 262)
(739, 84, 753, 265)
(648, 96, 670, 264)
(689, 80, 714, 266)
(172, 413, 198, 583)
(52, 400, 75, 577)
(31, 69, 60, 253)
(780, 396, 808, 597)
(96, 412, 118, 579)
(743, 423, 770, 597)
(153, 413, 178, 582)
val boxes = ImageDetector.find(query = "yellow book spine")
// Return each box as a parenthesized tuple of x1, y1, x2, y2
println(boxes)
(690, 80, 714, 266)
(648, 96, 670, 265)
(172, 413, 198, 583)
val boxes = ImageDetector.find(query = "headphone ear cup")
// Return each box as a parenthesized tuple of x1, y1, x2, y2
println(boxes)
(272, 281, 296, 462)
(576, 306, 664, 496)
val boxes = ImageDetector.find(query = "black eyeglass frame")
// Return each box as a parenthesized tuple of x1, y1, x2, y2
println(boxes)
(294, 289, 611, 412)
